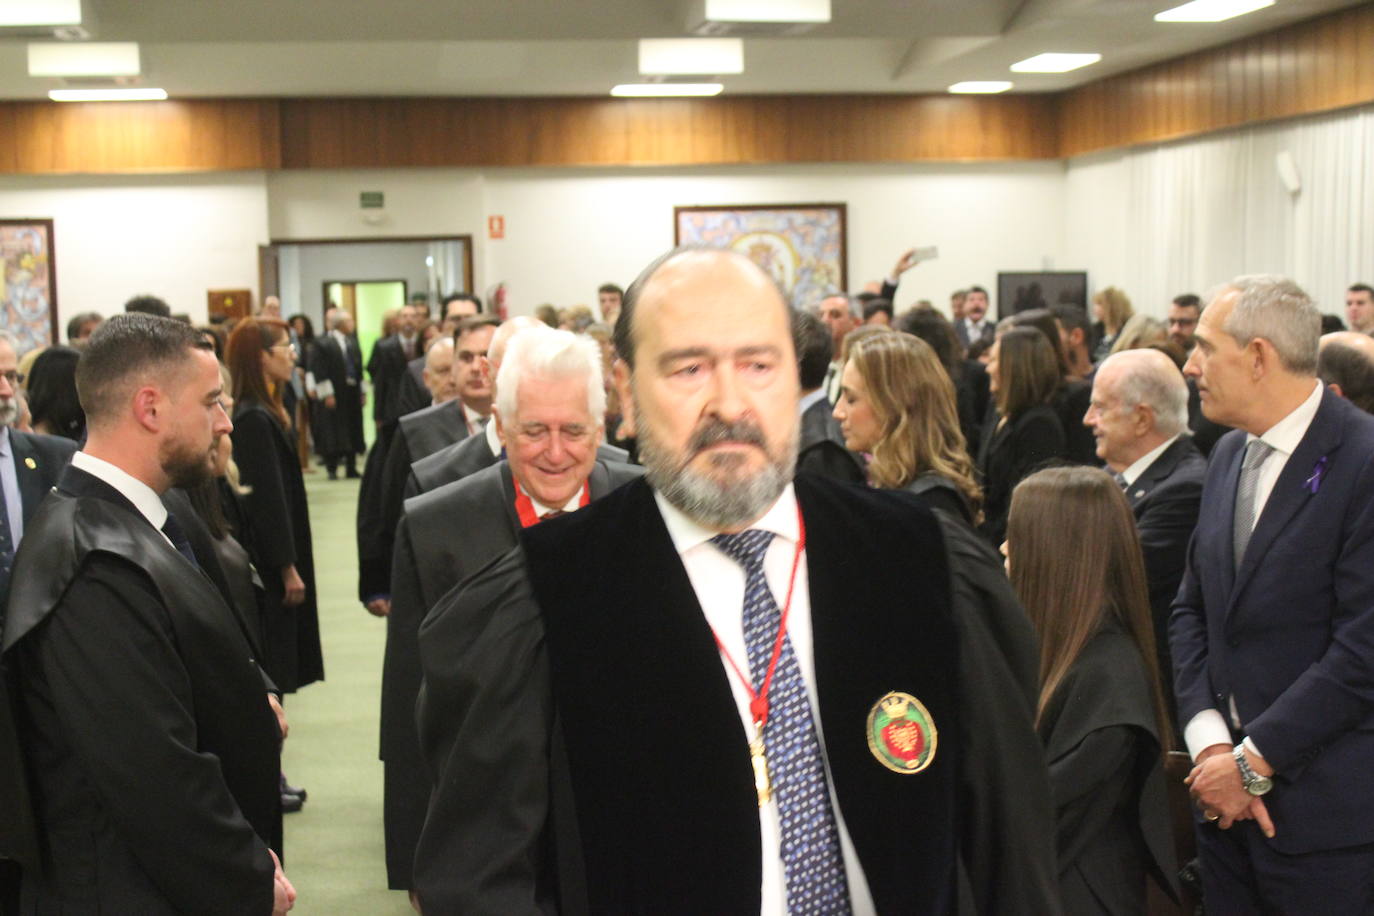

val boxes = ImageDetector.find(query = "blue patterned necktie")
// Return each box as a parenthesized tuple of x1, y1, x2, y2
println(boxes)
(711, 528, 852, 916)
(161, 511, 200, 570)
(0, 475, 14, 599)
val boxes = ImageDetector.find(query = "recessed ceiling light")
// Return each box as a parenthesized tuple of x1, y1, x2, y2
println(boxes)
(28, 42, 141, 78)
(48, 88, 169, 102)
(1154, 0, 1274, 22)
(0, 0, 80, 27)
(698, 0, 830, 24)
(1010, 53, 1102, 73)
(948, 81, 1013, 94)
(611, 83, 724, 97)
(639, 38, 744, 75)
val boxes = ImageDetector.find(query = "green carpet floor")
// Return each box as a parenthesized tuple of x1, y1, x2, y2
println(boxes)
(280, 471, 415, 915)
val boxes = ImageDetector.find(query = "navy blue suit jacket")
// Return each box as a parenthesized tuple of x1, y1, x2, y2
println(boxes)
(1169, 388, 1374, 854)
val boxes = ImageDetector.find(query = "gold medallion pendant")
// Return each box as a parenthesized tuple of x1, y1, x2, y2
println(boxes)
(866, 691, 937, 774)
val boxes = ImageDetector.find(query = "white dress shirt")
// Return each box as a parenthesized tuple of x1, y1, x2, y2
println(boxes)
(484, 416, 502, 457)
(462, 403, 488, 436)
(70, 451, 176, 552)
(1120, 434, 1182, 488)
(0, 428, 25, 543)
(653, 485, 876, 915)
(1182, 380, 1323, 763)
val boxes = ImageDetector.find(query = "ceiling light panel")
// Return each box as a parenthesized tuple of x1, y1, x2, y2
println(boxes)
(49, 87, 167, 102)
(1010, 53, 1101, 73)
(639, 38, 743, 75)
(611, 82, 724, 97)
(699, 0, 829, 24)
(948, 81, 1013, 94)
(29, 42, 140, 77)
(1154, 0, 1274, 22)
(0, 0, 80, 27)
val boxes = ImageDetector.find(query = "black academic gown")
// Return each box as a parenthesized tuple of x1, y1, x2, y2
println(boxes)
(231, 401, 323, 693)
(381, 458, 644, 890)
(395, 356, 430, 419)
(0, 467, 279, 915)
(412, 475, 1061, 915)
(1039, 623, 1177, 915)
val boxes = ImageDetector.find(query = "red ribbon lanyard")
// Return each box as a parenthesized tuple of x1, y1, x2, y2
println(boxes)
(513, 479, 590, 528)
(710, 504, 807, 730)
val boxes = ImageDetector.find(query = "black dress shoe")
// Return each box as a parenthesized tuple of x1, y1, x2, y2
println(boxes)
(282, 781, 307, 801)
(282, 791, 304, 814)
(345, 468, 361, 479)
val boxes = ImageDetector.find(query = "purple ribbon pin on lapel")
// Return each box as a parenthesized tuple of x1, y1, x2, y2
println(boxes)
(1305, 456, 1328, 494)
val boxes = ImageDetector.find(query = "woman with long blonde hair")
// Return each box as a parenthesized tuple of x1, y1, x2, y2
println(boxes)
(1005, 466, 1176, 914)
(833, 331, 982, 524)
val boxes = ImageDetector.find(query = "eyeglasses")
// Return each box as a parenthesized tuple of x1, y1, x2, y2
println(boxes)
(0, 370, 18, 387)
(272, 341, 297, 353)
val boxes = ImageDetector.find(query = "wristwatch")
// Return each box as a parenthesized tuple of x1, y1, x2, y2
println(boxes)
(1233, 745, 1273, 796)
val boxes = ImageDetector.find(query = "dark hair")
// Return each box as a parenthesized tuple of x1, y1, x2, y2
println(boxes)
(994, 327, 1060, 420)
(65, 311, 102, 342)
(196, 325, 226, 362)
(287, 313, 315, 344)
(27, 346, 85, 440)
(615, 246, 788, 369)
(443, 292, 483, 314)
(966, 285, 988, 299)
(1319, 341, 1374, 414)
(76, 314, 212, 427)
(123, 294, 172, 317)
(1171, 293, 1202, 310)
(1008, 308, 1070, 377)
(1321, 314, 1348, 335)
(792, 308, 833, 390)
(1008, 466, 1171, 752)
(225, 317, 291, 429)
(597, 283, 624, 298)
(453, 315, 501, 345)
(1349, 283, 1374, 297)
(1049, 303, 1091, 339)
(862, 299, 894, 322)
(965, 338, 992, 362)
(896, 308, 961, 380)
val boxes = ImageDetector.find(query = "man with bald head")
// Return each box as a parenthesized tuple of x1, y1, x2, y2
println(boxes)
(412, 247, 1057, 914)
(1085, 348, 1205, 719)
(1318, 330, 1374, 414)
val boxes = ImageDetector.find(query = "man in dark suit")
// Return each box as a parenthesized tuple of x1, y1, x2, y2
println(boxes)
(815, 294, 860, 404)
(412, 248, 1058, 913)
(954, 285, 997, 352)
(1086, 348, 1204, 724)
(367, 302, 423, 432)
(308, 308, 365, 479)
(791, 309, 863, 484)
(0, 314, 294, 914)
(382, 326, 641, 894)
(1171, 276, 1374, 911)
(357, 318, 497, 614)
(1318, 330, 1374, 414)
(0, 331, 78, 910)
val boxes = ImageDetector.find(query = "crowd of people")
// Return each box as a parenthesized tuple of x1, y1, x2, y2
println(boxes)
(1, 256, 1374, 915)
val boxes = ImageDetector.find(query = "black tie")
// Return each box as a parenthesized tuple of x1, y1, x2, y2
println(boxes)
(0, 474, 14, 598)
(161, 511, 200, 570)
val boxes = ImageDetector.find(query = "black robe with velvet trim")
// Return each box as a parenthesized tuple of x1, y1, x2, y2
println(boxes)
(0, 466, 279, 915)
(413, 473, 1060, 915)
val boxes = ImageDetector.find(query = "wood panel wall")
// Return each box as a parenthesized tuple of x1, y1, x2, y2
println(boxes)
(0, 99, 281, 173)
(0, 4, 1370, 174)
(1060, 3, 1374, 157)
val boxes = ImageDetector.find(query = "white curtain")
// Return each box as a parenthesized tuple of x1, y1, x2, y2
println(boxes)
(1065, 103, 1374, 316)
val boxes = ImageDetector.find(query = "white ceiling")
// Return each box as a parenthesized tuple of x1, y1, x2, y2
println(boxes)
(0, 0, 1358, 99)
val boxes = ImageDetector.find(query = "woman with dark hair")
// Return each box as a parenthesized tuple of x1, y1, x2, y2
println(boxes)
(898, 308, 990, 456)
(286, 313, 316, 472)
(26, 345, 85, 441)
(976, 326, 1066, 545)
(1008, 308, 1095, 465)
(833, 332, 982, 525)
(1005, 466, 1176, 914)
(224, 318, 323, 696)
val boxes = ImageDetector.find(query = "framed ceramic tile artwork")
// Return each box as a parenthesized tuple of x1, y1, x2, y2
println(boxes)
(1, 219, 59, 351)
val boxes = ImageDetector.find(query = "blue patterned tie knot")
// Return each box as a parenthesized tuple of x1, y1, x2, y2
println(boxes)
(710, 526, 853, 915)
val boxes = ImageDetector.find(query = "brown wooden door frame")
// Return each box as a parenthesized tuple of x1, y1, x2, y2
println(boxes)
(322, 278, 409, 321)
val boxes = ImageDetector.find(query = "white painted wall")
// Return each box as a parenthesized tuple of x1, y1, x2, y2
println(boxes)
(277, 240, 436, 322)
(0, 171, 269, 337)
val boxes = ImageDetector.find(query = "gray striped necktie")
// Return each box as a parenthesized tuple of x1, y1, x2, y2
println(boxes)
(1233, 439, 1274, 568)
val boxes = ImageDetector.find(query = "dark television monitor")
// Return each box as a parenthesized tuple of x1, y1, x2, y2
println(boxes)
(996, 271, 1089, 320)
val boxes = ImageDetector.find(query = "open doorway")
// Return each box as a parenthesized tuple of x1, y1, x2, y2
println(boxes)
(323, 279, 407, 366)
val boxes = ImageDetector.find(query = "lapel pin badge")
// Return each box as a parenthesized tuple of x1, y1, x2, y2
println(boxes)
(24, 457, 36, 469)
(867, 691, 937, 774)
(1305, 455, 1328, 494)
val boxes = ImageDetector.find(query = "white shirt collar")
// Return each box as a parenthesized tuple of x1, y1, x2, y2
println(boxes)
(0, 426, 10, 458)
(654, 482, 800, 555)
(463, 402, 489, 432)
(798, 388, 828, 416)
(71, 451, 168, 531)
(1247, 379, 1323, 458)
(485, 415, 502, 456)
(528, 484, 585, 517)
(1121, 434, 1181, 486)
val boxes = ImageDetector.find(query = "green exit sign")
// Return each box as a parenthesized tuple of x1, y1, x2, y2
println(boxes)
(360, 191, 385, 209)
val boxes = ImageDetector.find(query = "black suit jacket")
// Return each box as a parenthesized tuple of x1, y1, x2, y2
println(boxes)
(8, 430, 77, 531)
(1122, 436, 1205, 720)
(309, 333, 365, 456)
(976, 404, 1067, 546)
(367, 335, 412, 427)
(795, 396, 864, 485)
(954, 317, 997, 351)
(413, 476, 1060, 914)
(381, 459, 643, 889)
(2, 467, 278, 913)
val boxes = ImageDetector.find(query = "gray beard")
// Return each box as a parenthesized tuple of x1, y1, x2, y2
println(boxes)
(0, 398, 16, 427)
(635, 404, 797, 531)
